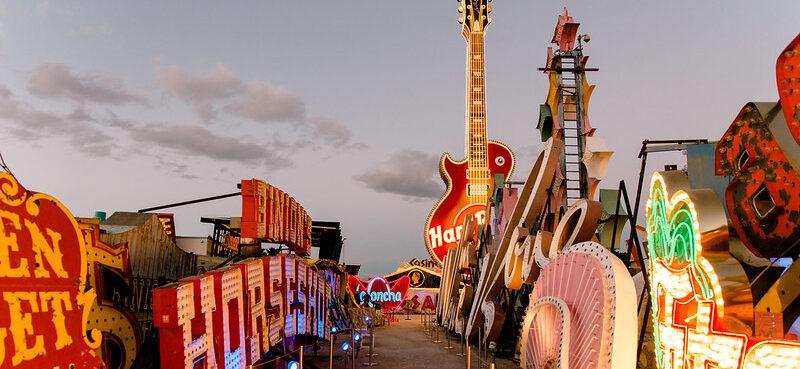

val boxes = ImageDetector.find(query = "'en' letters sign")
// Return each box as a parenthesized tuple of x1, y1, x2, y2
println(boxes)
(0, 172, 104, 368)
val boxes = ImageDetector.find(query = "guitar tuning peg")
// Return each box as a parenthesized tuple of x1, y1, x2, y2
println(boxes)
(457, 5, 464, 13)
(487, 5, 492, 13)
(487, 17, 492, 24)
(458, 16, 465, 24)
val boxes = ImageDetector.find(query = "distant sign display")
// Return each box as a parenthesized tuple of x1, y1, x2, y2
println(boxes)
(348, 276, 410, 310)
(240, 179, 312, 256)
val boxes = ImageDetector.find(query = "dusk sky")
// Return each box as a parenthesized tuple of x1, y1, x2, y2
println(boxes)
(0, 1, 796, 276)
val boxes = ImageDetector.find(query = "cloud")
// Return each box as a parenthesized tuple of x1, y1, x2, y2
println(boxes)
(28, 63, 146, 105)
(119, 121, 289, 170)
(157, 63, 305, 124)
(354, 150, 443, 200)
(157, 63, 243, 121)
(225, 81, 305, 123)
(0, 84, 113, 155)
(308, 116, 366, 149)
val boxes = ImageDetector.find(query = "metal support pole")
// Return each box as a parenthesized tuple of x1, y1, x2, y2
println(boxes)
(444, 328, 454, 349)
(456, 334, 465, 357)
(329, 333, 334, 369)
(300, 346, 304, 369)
(433, 324, 442, 343)
(466, 343, 471, 369)
(362, 330, 378, 366)
(137, 191, 241, 212)
(351, 330, 356, 369)
(478, 328, 484, 369)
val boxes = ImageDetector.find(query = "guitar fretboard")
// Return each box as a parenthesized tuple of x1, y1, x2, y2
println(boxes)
(465, 26, 489, 201)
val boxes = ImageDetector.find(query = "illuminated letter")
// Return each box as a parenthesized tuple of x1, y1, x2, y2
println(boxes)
(428, 226, 443, 248)
(211, 267, 245, 369)
(39, 291, 73, 350)
(4, 291, 45, 365)
(242, 259, 267, 363)
(153, 276, 217, 369)
(0, 210, 29, 278)
(24, 219, 68, 278)
(443, 229, 456, 244)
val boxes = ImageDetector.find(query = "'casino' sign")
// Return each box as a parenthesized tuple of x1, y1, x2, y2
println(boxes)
(0, 172, 105, 368)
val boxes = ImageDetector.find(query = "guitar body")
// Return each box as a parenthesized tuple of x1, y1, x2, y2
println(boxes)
(425, 140, 514, 264)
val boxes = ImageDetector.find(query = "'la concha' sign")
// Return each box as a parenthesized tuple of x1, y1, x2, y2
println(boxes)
(348, 276, 410, 310)
(0, 172, 104, 369)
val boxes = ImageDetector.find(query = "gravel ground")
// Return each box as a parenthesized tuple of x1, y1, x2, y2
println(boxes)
(302, 317, 517, 369)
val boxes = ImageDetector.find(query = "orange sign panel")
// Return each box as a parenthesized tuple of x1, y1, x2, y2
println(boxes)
(240, 179, 311, 256)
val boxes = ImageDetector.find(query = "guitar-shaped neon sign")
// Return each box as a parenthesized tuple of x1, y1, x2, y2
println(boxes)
(425, 0, 514, 265)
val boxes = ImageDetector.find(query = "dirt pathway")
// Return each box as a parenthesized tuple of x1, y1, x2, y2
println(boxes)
(302, 317, 517, 369)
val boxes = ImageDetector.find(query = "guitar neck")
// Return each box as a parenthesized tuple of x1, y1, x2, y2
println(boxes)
(465, 28, 489, 192)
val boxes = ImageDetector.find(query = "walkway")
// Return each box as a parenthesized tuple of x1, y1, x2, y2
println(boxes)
(303, 317, 516, 369)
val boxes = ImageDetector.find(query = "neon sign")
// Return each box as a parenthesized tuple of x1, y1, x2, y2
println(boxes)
(645, 171, 800, 369)
(153, 254, 337, 369)
(347, 276, 410, 310)
(0, 172, 105, 368)
(520, 241, 637, 369)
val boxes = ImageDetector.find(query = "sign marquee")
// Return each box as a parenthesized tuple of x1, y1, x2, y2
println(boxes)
(348, 275, 410, 310)
(153, 254, 338, 369)
(645, 171, 800, 369)
(0, 172, 105, 369)
(241, 179, 312, 256)
(424, 0, 515, 266)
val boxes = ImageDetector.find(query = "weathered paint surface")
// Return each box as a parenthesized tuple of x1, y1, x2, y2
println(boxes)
(715, 102, 800, 257)
(777, 34, 800, 145)
(79, 220, 140, 369)
(0, 172, 105, 369)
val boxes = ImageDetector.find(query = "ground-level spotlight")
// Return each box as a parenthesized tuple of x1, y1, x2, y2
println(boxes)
(354, 332, 362, 342)
(341, 341, 351, 352)
(287, 360, 300, 369)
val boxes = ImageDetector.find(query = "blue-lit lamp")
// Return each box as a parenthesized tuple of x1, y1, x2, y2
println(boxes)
(331, 326, 338, 334)
(365, 316, 371, 322)
(341, 341, 351, 352)
(353, 332, 362, 342)
(287, 360, 300, 369)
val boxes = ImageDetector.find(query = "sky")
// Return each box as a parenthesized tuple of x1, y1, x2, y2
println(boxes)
(0, 1, 796, 277)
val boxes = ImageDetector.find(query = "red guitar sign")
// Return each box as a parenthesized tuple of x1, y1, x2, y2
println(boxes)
(425, 0, 514, 265)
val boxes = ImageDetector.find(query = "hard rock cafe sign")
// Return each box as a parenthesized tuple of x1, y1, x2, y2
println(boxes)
(645, 171, 800, 369)
(0, 172, 105, 368)
(437, 138, 638, 369)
